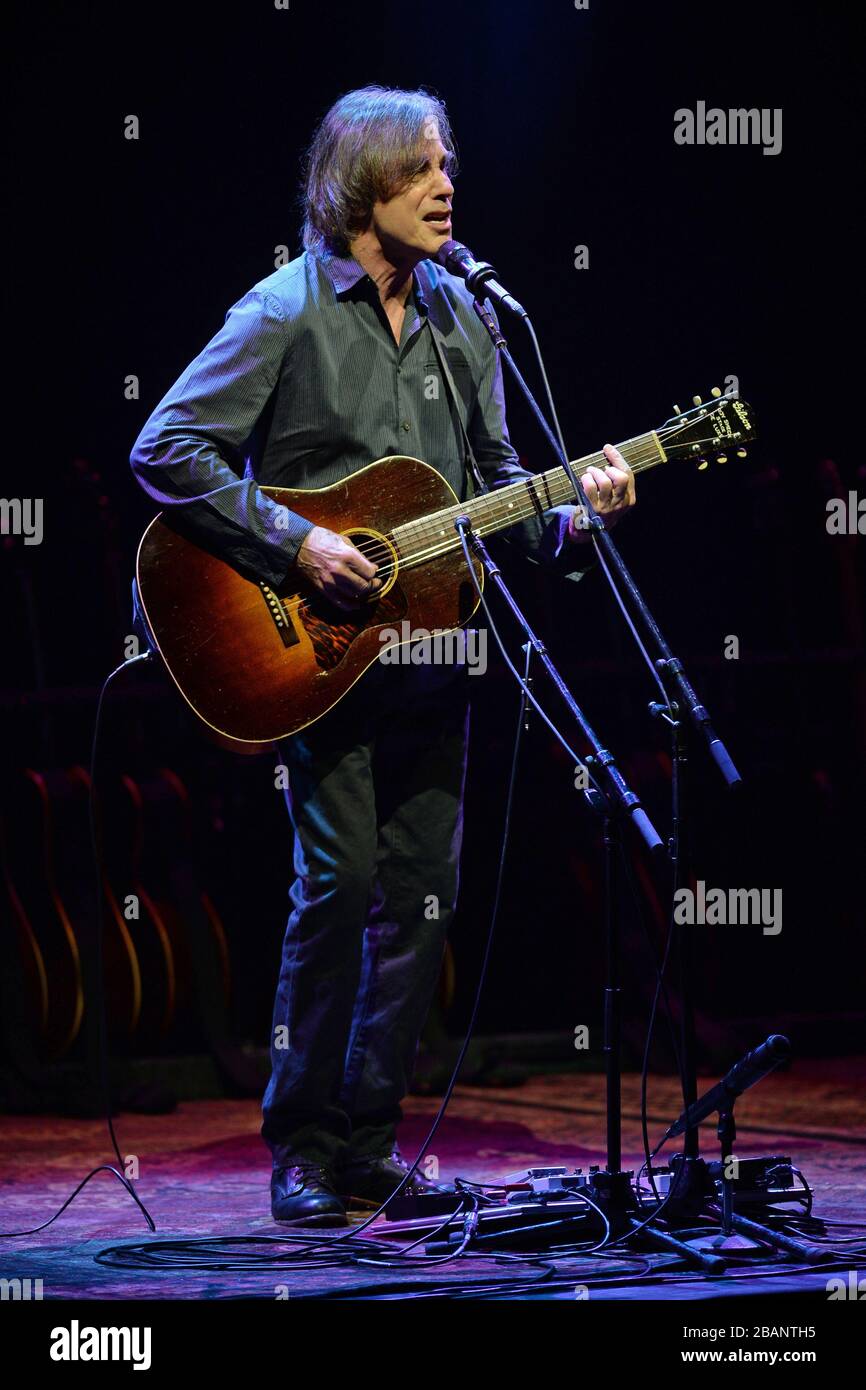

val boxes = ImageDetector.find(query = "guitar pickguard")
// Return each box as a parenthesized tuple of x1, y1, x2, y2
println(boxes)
(298, 585, 408, 671)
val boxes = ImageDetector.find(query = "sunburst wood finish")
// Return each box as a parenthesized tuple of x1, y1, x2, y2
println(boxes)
(137, 456, 483, 752)
(135, 395, 756, 752)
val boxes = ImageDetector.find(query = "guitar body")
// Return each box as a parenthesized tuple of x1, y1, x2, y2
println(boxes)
(136, 456, 483, 752)
(135, 396, 757, 751)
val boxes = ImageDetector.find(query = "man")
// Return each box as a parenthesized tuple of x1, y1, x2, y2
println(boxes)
(130, 85, 635, 1226)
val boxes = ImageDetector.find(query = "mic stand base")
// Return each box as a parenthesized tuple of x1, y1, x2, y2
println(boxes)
(654, 1150, 827, 1264)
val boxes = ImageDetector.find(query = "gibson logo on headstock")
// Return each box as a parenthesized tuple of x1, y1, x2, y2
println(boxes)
(710, 412, 735, 441)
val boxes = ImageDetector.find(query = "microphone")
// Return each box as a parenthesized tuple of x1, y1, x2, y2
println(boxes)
(663, 1034, 791, 1140)
(435, 239, 527, 318)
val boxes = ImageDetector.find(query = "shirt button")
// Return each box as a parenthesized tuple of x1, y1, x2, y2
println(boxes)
(396, 366, 402, 376)
(401, 421, 411, 431)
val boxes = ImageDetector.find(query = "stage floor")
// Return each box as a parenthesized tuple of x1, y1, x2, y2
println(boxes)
(1, 1057, 864, 1300)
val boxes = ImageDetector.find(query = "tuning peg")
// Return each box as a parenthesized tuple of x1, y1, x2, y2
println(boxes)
(692, 394, 703, 406)
(736, 448, 748, 458)
(672, 404, 682, 415)
(697, 459, 709, 471)
(716, 454, 727, 464)
(711, 386, 722, 398)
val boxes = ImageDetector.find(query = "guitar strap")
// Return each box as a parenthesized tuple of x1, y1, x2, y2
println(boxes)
(426, 318, 490, 499)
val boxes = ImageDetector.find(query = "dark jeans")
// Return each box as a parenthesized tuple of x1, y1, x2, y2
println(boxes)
(261, 655, 471, 1168)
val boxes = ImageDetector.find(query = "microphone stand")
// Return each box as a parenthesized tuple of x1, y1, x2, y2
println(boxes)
(455, 519, 723, 1273)
(455, 519, 663, 858)
(471, 298, 743, 1167)
(472, 301, 740, 778)
(658, 1036, 823, 1261)
(465, 295, 769, 1263)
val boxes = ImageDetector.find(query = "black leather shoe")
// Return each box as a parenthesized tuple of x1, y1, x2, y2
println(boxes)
(335, 1147, 454, 1207)
(270, 1162, 349, 1226)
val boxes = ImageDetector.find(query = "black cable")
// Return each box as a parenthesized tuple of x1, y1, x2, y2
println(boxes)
(520, 313, 674, 713)
(92, 563, 658, 1283)
(93, 1187, 866, 1293)
(511, 314, 691, 1209)
(97, 602, 537, 1272)
(614, 835, 684, 1196)
(452, 519, 699, 1256)
(515, 313, 699, 1195)
(0, 653, 156, 1239)
(0, 1165, 150, 1239)
(456, 527, 607, 800)
(616, 841, 681, 1063)
(629, 739, 687, 1211)
(88, 653, 156, 1231)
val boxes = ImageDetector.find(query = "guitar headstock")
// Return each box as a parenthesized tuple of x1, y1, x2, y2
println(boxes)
(658, 388, 757, 470)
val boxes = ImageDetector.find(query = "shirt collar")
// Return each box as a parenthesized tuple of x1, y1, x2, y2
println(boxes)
(412, 259, 433, 316)
(317, 250, 369, 295)
(317, 249, 431, 316)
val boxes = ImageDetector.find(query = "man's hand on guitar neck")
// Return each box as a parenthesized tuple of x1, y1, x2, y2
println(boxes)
(297, 526, 383, 610)
(567, 443, 636, 543)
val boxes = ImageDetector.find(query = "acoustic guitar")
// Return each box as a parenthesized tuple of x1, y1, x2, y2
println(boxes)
(136, 391, 756, 753)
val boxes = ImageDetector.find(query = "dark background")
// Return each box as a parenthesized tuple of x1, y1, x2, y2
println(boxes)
(3, 0, 864, 1077)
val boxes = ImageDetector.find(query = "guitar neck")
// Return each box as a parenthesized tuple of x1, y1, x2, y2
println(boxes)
(393, 430, 667, 563)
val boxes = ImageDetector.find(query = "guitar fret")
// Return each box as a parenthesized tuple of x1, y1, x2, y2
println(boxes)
(393, 434, 662, 563)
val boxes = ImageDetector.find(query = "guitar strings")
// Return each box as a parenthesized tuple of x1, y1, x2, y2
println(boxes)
(276, 445, 670, 619)
(277, 410, 726, 603)
(351, 412, 734, 573)
(275, 443, 666, 622)
(277, 460, 658, 617)
(372, 446, 663, 561)
(274, 409, 742, 621)
(333, 415, 720, 574)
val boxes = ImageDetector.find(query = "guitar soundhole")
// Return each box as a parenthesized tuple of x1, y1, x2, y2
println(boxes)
(340, 528, 399, 600)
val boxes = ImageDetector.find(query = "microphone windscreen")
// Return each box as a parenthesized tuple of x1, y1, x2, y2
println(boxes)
(435, 239, 459, 268)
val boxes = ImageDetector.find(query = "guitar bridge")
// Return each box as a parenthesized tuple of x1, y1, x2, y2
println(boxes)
(258, 582, 300, 648)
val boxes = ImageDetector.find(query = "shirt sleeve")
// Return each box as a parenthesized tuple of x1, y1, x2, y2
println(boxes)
(468, 329, 593, 583)
(129, 289, 315, 587)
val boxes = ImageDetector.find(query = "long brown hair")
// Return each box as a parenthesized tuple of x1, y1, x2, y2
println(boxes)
(301, 85, 456, 256)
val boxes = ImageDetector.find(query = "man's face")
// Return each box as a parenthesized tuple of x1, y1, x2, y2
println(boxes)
(369, 130, 454, 262)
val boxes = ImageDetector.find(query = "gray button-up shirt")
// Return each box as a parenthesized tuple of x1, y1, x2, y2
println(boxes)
(130, 249, 588, 589)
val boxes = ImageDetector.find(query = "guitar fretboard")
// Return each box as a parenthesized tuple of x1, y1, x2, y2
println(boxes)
(392, 430, 666, 567)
